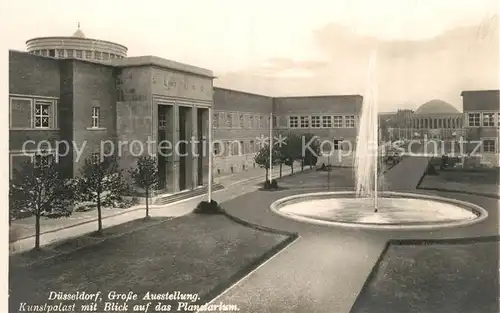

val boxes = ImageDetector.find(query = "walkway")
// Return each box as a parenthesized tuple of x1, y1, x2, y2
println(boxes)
(202, 155, 499, 313)
(10, 163, 308, 254)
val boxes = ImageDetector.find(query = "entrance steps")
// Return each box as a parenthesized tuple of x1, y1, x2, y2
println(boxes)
(153, 184, 224, 206)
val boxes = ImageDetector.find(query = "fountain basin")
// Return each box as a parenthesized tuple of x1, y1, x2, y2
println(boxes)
(270, 191, 488, 230)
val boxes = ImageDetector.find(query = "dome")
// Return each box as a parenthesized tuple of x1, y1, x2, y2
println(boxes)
(414, 99, 459, 115)
(72, 23, 85, 38)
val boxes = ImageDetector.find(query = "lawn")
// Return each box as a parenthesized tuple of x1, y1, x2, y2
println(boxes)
(350, 238, 499, 313)
(9, 214, 293, 312)
(419, 166, 499, 197)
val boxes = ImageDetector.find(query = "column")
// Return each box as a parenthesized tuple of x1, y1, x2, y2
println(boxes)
(191, 106, 199, 187)
(165, 104, 179, 193)
(184, 106, 194, 190)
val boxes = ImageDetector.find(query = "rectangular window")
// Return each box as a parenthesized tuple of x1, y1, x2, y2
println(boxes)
(95, 52, 102, 60)
(300, 116, 309, 128)
(468, 113, 480, 127)
(483, 139, 496, 153)
(213, 142, 220, 156)
(333, 139, 343, 150)
(482, 113, 495, 127)
(212, 113, 219, 128)
(248, 115, 254, 128)
(103, 53, 109, 60)
(66, 49, 74, 58)
(91, 107, 100, 128)
(75, 50, 82, 58)
(34, 154, 54, 168)
(41, 50, 47, 56)
(272, 116, 277, 128)
(289, 116, 299, 128)
(259, 116, 264, 128)
(322, 116, 332, 128)
(311, 116, 321, 128)
(159, 113, 167, 129)
(85, 50, 93, 59)
(56, 49, 65, 58)
(345, 115, 355, 128)
(333, 116, 343, 128)
(91, 153, 101, 164)
(249, 140, 255, 153)
(239, 114, 245, 128)
(34, 102, 51, 128)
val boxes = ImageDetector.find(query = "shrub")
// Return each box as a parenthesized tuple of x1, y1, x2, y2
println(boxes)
(194, 200, 223, 214)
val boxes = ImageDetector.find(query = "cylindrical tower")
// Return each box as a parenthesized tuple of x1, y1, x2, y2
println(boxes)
(26, 23, 127, 62)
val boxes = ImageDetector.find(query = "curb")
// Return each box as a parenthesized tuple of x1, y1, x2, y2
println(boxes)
(195, 234, 299, 307)
(416, 186, 500, 200)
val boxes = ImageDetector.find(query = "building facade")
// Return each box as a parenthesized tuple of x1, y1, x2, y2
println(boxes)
(462, 90, 500, 166)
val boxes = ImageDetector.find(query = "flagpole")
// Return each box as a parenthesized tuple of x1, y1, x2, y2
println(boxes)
(269, 112, 273, 181)
(208, 107, 213, 202)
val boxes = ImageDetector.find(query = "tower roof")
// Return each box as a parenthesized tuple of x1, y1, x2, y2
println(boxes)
(72, 22, 85, 38)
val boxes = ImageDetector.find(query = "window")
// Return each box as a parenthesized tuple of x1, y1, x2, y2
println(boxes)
(249, 140, 255, 153)
(34, 154, 54, 168)
(75, 50, 82, 58)
(468, 113, 480, 127)
(67, 49, 74, 58)
(322, 116, 332, 128)
(91, 107, 100, 128)
(41, 50, 47, 56)
(311, 116, 321, 128)
(56, 49, 65, 58)
(289, 116, 299, 128)
(482, 113, 495, 126)
(272, 116, 277, 128)
(226, 113, 232, 128)
(300, 116, 309, 128)
(103, 53, 109, 60)
(259, 116, 264, 128)
(248, 115, 254, 128)
(48, 49, 55, 57)
(159, 113, 167, 129)
(95, 51, 102, 60)
(85, 50, 93, 59)
(34, 102, 51, 128)
(483, 139, 496, 153)
(213, 142, 221, 155)
(91, 153, 101, 164)
(333, 139, 343, 150)
(239, 114, 245, 128)
(345, 116, 355, 128)
(333, 116, 343, 128)
(110, 54, 116, 59)
(212, 113, 219, 128)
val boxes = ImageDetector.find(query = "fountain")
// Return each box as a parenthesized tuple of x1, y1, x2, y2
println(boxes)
(270, 51, 487, 230)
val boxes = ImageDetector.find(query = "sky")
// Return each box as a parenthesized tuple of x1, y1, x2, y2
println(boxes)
(2, 0, 500, 111)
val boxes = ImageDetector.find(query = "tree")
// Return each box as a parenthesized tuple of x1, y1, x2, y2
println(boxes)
(129, 156, 159, 218)
(76, 155, 129, 233)
(301, 133, 321, 170)
(278, 134, 302, 175)
(10, 156, 74, 250)
(254, 145, 280, 182)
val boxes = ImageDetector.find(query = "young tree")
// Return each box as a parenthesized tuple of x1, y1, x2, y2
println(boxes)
(302, 133, 321, 170)
(10, 156, 74, 250)
(77, 155, 129, 233)
(254, 145, 280, 182)
(129, 155, 159, 218)
(278, 134, 302, 174)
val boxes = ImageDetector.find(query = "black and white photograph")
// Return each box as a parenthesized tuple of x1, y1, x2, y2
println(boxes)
(4, 0, 500, 312)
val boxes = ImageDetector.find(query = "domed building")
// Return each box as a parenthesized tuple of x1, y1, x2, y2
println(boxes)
(26, 23, 127, 62)
(409, 99, 464, 140)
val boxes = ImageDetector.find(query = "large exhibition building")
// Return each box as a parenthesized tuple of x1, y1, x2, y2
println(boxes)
(8, 26, 500, 194)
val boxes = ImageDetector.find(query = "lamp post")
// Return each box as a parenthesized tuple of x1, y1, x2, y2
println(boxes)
(208, 107, 213, 202)
(327, 152, 330, 190)
(269, 112, 273, 181)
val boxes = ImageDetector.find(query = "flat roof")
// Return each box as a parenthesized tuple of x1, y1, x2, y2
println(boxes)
(26, 36, 128, 51)
(106, 56, 215, 78)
